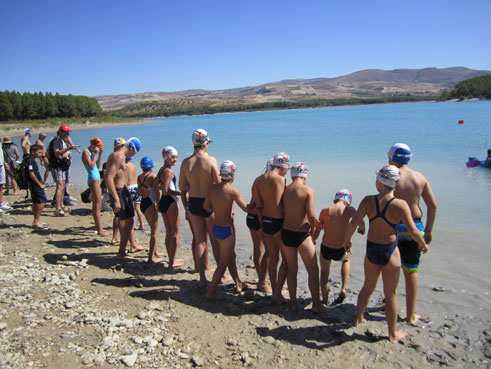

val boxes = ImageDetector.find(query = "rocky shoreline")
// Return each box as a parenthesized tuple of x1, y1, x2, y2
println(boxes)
(0, 188, 489, 368)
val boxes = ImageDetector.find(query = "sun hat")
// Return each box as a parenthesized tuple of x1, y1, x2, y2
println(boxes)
(192, 128, 212, 146)
(2, 137, 13, 144)
(376, 165, 400, 188)
(334, 189, 353, 205)
(90, 137, 103, 149)
(59, 124, 71, 132)
(220, 160, 236, 180)
(126, 137, 141, 153)
(162, 146, 178, 158)
(114, 137, 126, 149)
(291, 162, 308, 178)
(140, 157, 154, 171)
(272, 152, 290, 169)
(388, 143, 412, 164)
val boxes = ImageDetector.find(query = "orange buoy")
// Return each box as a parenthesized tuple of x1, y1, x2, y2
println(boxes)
(458, 120, 465, 124)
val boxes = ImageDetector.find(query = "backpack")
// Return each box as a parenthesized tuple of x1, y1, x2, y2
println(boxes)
(15, 155, 30, 190)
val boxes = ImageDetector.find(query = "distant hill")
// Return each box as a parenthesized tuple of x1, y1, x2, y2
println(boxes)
(96, 67, 491, 110)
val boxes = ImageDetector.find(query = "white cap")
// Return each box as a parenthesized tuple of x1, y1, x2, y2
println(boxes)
(291, 162, 308, 178)
(264, 157, 274, 173)
(272, 152, 290, 169)
(192, 128, 212, 146)
(162, 146, 178, 158)
(220, 160, 236, 180)
(376, 165, 400, 188)
(334, 189, 352, 205)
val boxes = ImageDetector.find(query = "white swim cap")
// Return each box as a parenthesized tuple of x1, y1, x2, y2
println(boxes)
(334, 189, 353, 205)
(272, 152, 290, 169)
(192, 128, 212, 146)
(291, 162, 308, 178)
(263, 157, 274, 173)
(162, 146, 178, 158)
(376, 165, 400, 188)
(388, 143, 412, 164)
(220, 160, 236, 180)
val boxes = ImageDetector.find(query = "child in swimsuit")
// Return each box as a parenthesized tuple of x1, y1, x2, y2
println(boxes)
(204, 160, 253, 300)
(157, 146, 183, 268)
(343, 165, 427, 343)
(312, 189, 365, 305)
(137, 157, 162, 264)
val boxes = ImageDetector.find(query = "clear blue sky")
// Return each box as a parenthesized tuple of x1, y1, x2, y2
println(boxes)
(1, 0, 490, 96)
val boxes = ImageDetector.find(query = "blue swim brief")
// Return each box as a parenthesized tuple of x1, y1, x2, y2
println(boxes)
(212, 225, 233, 240)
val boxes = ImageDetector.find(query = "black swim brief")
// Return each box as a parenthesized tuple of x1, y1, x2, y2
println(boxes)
(262, 216, 283, 235)
(366, 239, 397, 266)
(188, 197, 212, 218)
(246, 213, 261, 231)
(320, 244, 348, 261)
(140, 197, 154, 214)
(110, 187, 135, 221)
(281, 229, 310, 248)
(159, 195, 176, 214)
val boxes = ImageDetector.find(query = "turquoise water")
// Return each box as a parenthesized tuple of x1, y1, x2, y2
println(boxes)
(26, 101, 491, 318)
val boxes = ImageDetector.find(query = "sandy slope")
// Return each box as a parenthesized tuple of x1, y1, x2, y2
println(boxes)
(0, 188, 489, 368)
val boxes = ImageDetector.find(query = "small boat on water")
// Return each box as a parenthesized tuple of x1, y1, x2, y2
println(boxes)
(467, 157, 491, 169)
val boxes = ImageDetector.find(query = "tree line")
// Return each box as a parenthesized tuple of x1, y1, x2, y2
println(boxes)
(111, 95, 437, 118)
(441, 74, 491, 100)
(0, 91, 102, 122)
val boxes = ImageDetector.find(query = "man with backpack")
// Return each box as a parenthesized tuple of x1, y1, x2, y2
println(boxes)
(48, 124, 79, 216)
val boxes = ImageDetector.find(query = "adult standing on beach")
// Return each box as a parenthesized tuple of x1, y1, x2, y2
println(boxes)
(343, 165, 427, 343)
(2, 137, 20, 195)
(105, 137, 141, 259)
(21, 129, 32, 157)
(81, 138, 108, 237)
(253, 152, 290, 303)
(387, 143, 437, 325)
(48, 125, 79, 217)
(0, 146, 12, 213)
(281, 162, 323, 312)
(158, 146, 183, 268)
(179, 128, 221, 287)
(35, 133, 50, 185)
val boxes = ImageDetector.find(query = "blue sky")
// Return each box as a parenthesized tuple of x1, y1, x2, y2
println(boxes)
(1, 0, 490, 96)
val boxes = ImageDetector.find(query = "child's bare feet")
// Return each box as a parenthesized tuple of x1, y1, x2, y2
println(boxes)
(220, 273, 232, 284)
(272, 294, 289, 304)
(257, 283, 272, 294)
(98, 231, 110, 237)
(129, 245, 145, 253)
(117, 254, 136, 260)
(110, 238, 120, 245)
(169, 259, 184, 268)
(353, 315, 367, 327)
(408, 313, 421, 325)
(389, 330, 408, 343)
(235, 281, 249, 293)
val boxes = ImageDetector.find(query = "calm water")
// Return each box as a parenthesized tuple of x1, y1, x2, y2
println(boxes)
(25, 101, 491, 319)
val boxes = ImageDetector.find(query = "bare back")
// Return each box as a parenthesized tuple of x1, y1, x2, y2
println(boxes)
(179, 150, 219, 197)
(205, 183, 247, 227)
(106, 151, 127, 189)
(255, 170, 286, 218)
(320, 203, 356, 248)
(362, 195, 405, 244)
(21, 136, 31, 155)
(282, 180, 315, 232)
(125, 161, 138, 186)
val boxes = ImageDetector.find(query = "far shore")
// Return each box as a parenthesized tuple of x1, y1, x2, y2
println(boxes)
(0, 119, 149, 138)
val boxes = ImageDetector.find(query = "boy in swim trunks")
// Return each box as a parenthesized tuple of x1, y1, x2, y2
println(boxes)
(253, 152, 290, 303)
(179, 128, 221, 287)
(204, 160, 252, 299)
(312, 189, 365, 305)
(26, 145, 48, 229)
(388, 143, 437, 325)
(105, 137, 142, 259)
(281, 162, 323, 312)
(343, 165, 427, 343)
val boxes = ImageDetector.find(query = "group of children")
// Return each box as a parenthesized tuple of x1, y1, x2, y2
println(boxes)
(7, 125, 435, 343)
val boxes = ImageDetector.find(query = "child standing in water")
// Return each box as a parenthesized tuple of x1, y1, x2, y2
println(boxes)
(204, 160, 252, 300)
(313, 189, 365, 304)
(343, 165, 427, 343)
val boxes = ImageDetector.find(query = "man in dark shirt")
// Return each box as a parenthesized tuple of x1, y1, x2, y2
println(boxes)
(27, 144, 48, 229)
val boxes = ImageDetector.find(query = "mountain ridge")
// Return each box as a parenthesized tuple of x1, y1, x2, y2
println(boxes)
(96, 67, 491, 110)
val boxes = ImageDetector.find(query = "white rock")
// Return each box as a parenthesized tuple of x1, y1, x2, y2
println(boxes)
(131, 336, 143, 344)
(0, 322, 7, 330)
(162, 336, 173, 347)
(120, 353, 137, 367)
(93, 354, 105, 366)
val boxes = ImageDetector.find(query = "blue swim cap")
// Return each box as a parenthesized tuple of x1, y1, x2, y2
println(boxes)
(125, 156, 132, 161)
(388, 143, 412, 164)
(126, 137, 141, 153)
(140, 157, 154, 171)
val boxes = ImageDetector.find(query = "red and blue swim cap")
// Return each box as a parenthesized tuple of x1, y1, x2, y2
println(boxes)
(334, 189, 352, 205)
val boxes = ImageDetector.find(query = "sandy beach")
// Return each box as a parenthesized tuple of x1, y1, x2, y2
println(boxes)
(0, 186, 489, 369)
